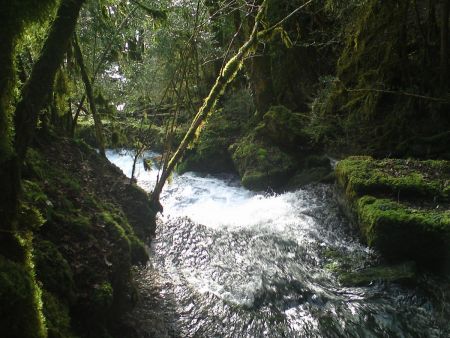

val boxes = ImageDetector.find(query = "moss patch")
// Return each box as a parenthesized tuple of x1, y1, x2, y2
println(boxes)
(0, 233, 47, 338)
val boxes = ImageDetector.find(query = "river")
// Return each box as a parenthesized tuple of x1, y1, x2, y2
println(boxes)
(107, 149, 450, 338)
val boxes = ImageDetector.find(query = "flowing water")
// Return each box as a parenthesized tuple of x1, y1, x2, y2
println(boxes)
(107, 150, 450, 338)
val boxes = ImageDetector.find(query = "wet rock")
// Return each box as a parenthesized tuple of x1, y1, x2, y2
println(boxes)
(287, 156, 333, 189)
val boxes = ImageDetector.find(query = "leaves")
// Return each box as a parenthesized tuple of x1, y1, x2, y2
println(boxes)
(132, 0, 167, 22)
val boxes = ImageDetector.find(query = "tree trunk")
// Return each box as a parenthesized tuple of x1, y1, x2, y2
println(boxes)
(0, 35, 18, 234)
(1, 0, 84, 246)
(14, 0, 86, 161)
(441, 0, 449, 87)
(150, 0, 268, 208)
(71, 95, 86, 137)
(248, 52, 275, 117)
(73, 34, 106, 157)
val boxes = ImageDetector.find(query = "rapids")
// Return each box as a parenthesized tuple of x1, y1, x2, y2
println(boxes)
(107, 149, 450, 338)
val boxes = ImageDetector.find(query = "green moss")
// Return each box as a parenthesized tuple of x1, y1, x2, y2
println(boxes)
(257, 105, 310, 148)
(229, 133, 296, 190)
(100, 210, 148, 264)
(0, 232, 48, 338)
(357, 196, 450, 263)
(91, 282, 114, 312)
(336, 157, 450, 268)
(18, 203, 46, 231)
(336, 157, 449, 202)
(42, 290, 75, 338)
(34, 240, 74, 301)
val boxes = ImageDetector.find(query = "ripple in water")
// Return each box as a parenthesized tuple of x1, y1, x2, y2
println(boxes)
(107, 150, 450, 338)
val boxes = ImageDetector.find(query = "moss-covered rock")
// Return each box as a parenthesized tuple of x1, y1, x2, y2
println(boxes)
(256, 105, 310, 149)
(336, 157, 449, 202)
(335, 156, 450, 269)
(357, 196, 450, 264)
(42, 290, 75, 338)
(229, 134, 296, 190)
(16, 138, 155, 337)
(338, 262, 417, 287)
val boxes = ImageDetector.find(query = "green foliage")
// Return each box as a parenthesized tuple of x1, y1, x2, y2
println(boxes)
(91, 282, 114, 311)
(178, 89, 255, 173)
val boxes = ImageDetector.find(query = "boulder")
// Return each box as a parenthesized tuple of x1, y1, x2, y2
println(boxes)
(335, 156, 450, 270)
(229, 134, 296, 190)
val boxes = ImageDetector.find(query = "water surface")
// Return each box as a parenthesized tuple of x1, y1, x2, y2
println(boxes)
(107, 150, 450, 338)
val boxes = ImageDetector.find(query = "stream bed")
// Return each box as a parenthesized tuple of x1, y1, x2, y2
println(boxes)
(107, 150, 450, 338)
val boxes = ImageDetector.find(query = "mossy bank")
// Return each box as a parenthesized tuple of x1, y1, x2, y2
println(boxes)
(0, 136, 156, 337)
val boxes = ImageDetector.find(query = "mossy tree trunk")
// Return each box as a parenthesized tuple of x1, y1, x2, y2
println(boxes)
(0, 0, 85, 245)
(0, 34, 19, 237)
(150, 0, 268, 208)
(73, 33, 106, 157)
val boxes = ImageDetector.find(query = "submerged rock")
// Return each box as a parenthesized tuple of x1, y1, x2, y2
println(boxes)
(335, 156, 450, 270)
(338, 262, 417, 287)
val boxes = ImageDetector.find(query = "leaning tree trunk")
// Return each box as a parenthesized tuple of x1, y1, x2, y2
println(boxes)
(1, 0, 85, 238)
(73, 34, 106, 157)
(150, 0, 268, 210)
